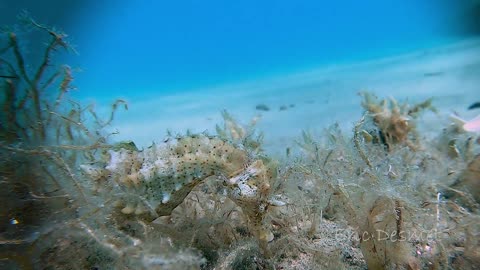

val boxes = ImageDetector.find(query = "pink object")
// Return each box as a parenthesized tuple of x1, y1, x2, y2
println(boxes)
(463, 115, 480, 132)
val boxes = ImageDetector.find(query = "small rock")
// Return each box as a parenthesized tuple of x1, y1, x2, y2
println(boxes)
(255, 104, 270, 111)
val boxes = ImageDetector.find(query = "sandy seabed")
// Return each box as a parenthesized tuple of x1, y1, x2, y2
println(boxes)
(108, 38, 480, 156)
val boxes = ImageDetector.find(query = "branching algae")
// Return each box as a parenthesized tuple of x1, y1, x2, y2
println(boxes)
(359, 91, 436, 150)
(295, 95, 479, 269)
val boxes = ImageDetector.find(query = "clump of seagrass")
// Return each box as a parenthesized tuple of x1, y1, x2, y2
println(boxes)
(0, 16, 133, 269)
(296, 109, 479, 269)
(453, 154, 480, 202)
(360, 91, 436, 150)
(0, 16, 84, 265)
(435, 115, 480, 207)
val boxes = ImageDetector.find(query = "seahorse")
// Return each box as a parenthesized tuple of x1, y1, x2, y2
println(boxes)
(81, 134, 284, 244)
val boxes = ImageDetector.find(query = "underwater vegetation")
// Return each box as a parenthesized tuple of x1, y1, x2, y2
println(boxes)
(294, 97, 480, 269)
(1, 17, 480, 270)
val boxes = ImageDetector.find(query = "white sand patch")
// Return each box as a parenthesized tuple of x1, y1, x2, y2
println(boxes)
(100, 38, 480, 156)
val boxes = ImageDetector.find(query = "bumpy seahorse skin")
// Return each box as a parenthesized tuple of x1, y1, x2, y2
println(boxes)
(81, 135, 283, 228)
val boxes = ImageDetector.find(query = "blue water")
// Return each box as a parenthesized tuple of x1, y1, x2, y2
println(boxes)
(0, 0, 476, 99)
(70, 0, 465, 99)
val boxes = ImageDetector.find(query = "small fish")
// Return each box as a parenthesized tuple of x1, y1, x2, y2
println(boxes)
(0, 75, 18, 79)
(468, 102, 480, 110)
